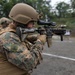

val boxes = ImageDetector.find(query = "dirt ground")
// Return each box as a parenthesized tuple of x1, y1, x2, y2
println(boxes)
(31, 36, 75, 75)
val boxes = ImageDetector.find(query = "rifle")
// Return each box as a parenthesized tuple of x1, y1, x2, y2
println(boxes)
(17, 20, 66, 48)
(37, 20, 66, 47)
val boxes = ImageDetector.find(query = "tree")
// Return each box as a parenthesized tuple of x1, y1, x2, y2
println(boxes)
(70, 0, 75, 9)
(56, 2, 70, 18)
(0, 0, 18, 17)
(0, 0, 52, 19)
(36, 0, 51, 19)
(70, 0, 75, 17)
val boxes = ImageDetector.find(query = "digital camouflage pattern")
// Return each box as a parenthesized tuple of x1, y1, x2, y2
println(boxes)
(0, 28, 43, 73)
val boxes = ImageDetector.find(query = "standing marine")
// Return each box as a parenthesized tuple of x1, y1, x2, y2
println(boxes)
(0, 3, 46, 75)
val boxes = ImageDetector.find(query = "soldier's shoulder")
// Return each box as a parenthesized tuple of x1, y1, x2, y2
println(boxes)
(0, 32, 20, 41)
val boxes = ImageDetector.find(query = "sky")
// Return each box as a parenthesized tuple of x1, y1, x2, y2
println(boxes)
(50, 0, 70, 8)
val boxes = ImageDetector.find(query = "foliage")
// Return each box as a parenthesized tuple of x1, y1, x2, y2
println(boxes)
(70, 0, 75, 17)
(70, 0, 75, 9)
(56, 2, 70, 18)
(0, 0, 51, 19)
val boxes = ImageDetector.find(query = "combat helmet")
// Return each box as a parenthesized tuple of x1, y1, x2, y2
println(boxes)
(9, 3, 39, 25)
(0, 17, 11, 25)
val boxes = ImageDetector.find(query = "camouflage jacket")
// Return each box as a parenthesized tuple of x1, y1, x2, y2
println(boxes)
(0, 27, 43, 73)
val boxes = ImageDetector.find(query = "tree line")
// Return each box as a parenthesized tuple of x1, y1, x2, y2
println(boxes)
(0, 0, 75, 29)
(0, 0, 74, 18)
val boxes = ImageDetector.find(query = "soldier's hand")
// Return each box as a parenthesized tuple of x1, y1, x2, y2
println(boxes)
(37, 35, 46, 44)
(38, 27, 46, 35)
(26, 33, 39, 44)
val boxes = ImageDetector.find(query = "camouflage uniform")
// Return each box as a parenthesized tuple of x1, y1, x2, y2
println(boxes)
(0, 3, 46, 75)
(0, 27, 43, 74)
